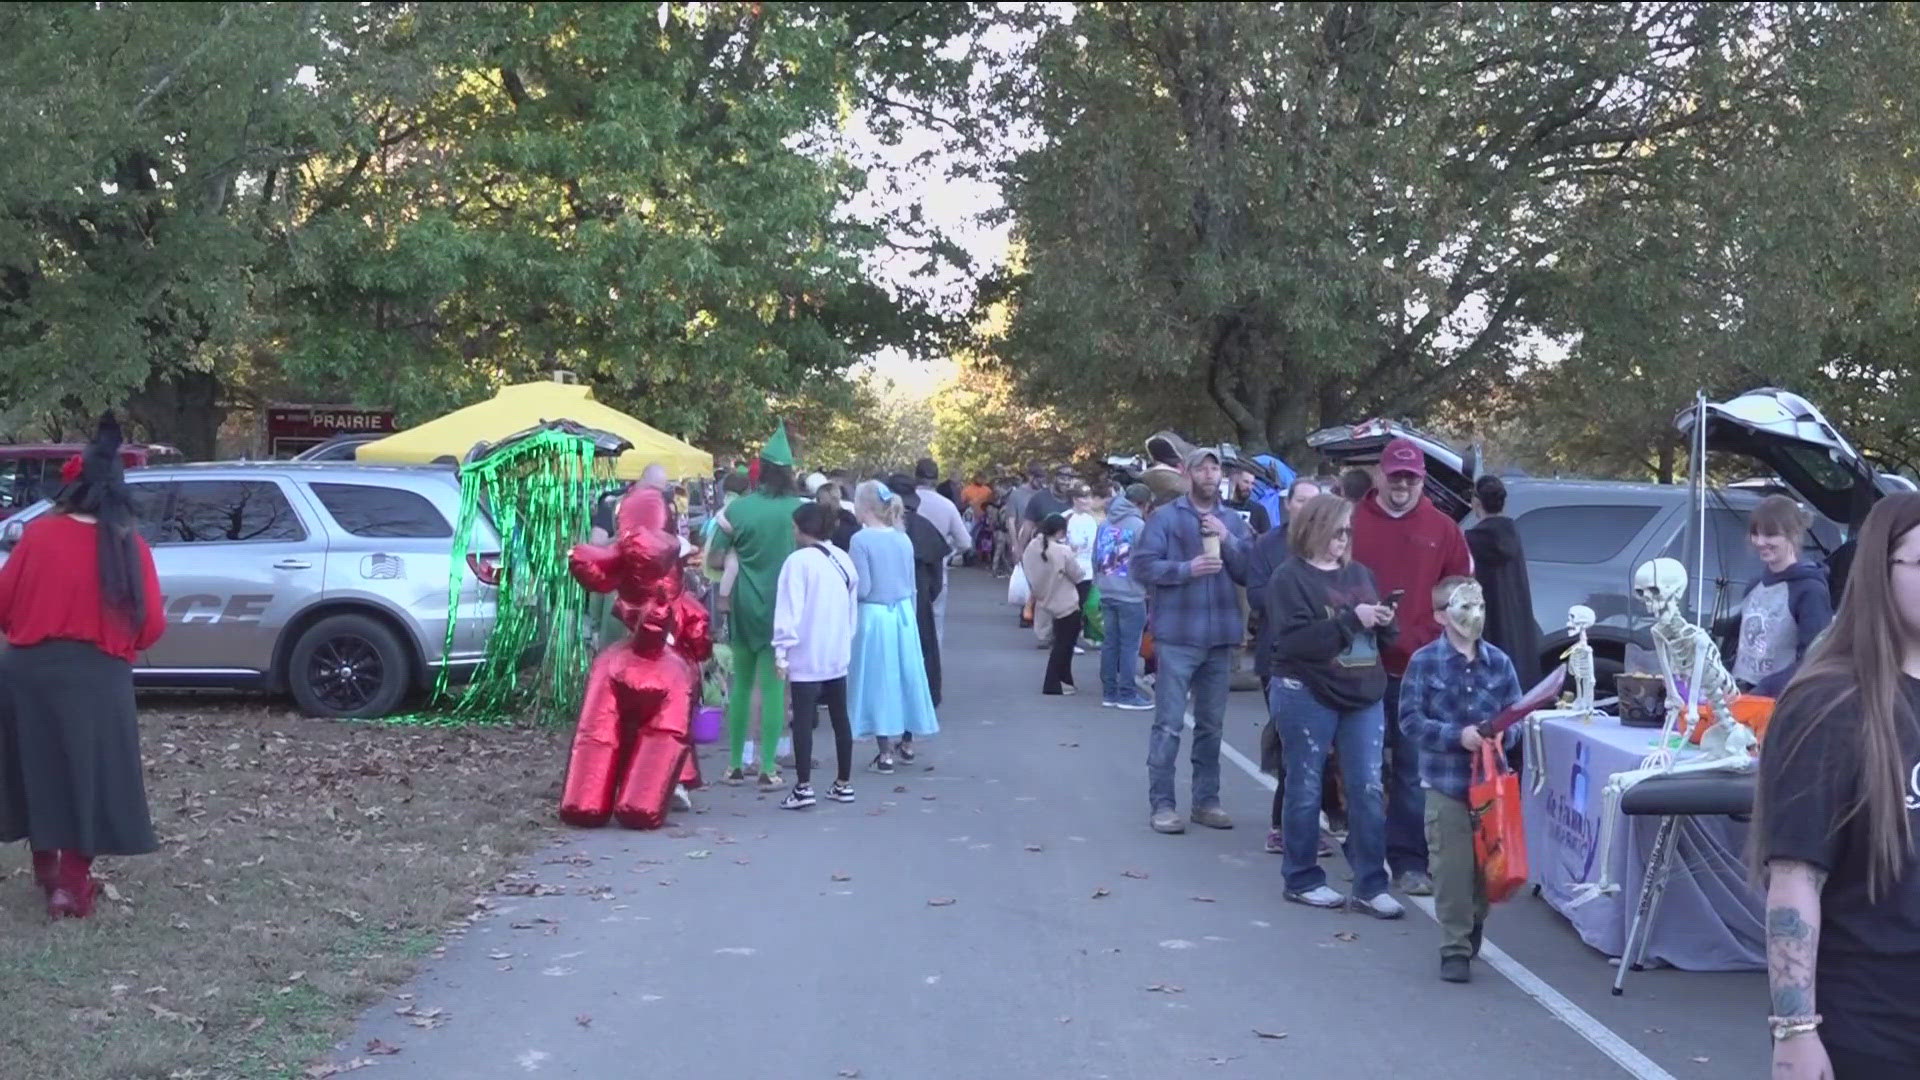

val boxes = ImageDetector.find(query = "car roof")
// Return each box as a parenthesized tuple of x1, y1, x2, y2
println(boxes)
(1504, 477, 1775, 509)
(0, 442, 180, 455)
(127, 461, 458, 482)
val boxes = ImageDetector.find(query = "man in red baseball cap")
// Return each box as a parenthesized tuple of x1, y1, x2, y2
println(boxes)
(1349, 435, 1473, 898)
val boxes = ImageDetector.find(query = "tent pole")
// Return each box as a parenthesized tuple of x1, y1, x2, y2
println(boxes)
(1693, 390, 1708, 619)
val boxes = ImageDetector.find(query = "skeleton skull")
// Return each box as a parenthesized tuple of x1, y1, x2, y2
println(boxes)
(1567, 604, 1596, 633)
(1632, 558, 1688, 618)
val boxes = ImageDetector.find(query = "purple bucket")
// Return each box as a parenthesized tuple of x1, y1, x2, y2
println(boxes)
(691, 706, 723, 745)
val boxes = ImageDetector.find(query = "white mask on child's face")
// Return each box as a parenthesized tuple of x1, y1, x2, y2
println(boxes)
(1443, 581, 1486, 642)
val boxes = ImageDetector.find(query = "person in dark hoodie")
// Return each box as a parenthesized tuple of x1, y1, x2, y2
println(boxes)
(1464, 476, 1541, 691)
(887, 474, 949, 708)
(1729, 495, 1833, 697)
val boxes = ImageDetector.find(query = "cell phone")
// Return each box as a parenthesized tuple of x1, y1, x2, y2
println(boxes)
(1384, 589, 1406, 606)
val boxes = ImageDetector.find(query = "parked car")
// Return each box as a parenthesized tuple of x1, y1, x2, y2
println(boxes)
(0, 442, 183, 520)
(291, 433, 386, 463)
(0, 462, 501, 719)
(1307, 389, 1900, 691)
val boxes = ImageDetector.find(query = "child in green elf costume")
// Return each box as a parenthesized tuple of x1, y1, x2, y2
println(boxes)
(707, 423, 806, 785)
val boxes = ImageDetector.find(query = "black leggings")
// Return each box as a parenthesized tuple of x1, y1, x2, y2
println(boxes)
(789, 677, 851, 786)
(1044, 610, 1082, 694)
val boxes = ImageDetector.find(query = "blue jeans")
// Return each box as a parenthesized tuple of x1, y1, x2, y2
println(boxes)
(1267, 678, 1388, 898)
(1147, 642, 1230, 812)
(1100, 599, 1146, 702)
(1383, 675, 1429, 877)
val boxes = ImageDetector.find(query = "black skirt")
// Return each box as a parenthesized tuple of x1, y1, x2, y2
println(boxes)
(0, 640, 158, 855)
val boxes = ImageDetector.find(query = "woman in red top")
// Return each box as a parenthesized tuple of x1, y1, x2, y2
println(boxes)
(0, 413, 165, 919)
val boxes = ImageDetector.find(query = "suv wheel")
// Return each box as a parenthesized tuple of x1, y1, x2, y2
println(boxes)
(289, 614, 411, 719)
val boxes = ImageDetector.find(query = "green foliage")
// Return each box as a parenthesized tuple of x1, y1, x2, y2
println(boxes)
(971, 3, 1902, 459)
(0, 2, 977, 455)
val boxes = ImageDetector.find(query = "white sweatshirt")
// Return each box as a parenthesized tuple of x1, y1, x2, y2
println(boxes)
(771, 541, 860, 682)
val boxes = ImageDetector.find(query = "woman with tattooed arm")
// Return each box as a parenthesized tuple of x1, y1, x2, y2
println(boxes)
(1753, 492, 1920, 1078)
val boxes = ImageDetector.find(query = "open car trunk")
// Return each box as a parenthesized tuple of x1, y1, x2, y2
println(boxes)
(1673, 388, 1908, 527)
(1304, 419, 1479, 521)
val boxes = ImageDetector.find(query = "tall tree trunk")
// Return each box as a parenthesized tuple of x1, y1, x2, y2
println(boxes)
(1656, 438, 1676, 485)
(128, 370, 225, 460)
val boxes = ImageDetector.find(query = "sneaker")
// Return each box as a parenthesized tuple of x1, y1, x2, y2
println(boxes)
(723, 768, 746, 786)
(1101, 697, 1118, 708)
(758, 772, 783, 790)
(1264, 829, 1284, 854)
(1350, 892, 1406, 920)
(1072, 646, 1086, 655)
(1061, 684, 1078, 696)
(671, 785, 694, 812)
(1324, 811, 1349, 841)
(827, 781, 856, 803)
(897, 742, 916, 763)
(1394, 870, 1435, 897)
(869, 754, 896, 775)
(1284, 885, 1345, 909)
(1114, 695, 1154, 711)
(1190, 805, 1233, 830)
(781, 785, 817, 810)
(1440, 956, 1471, 984)
(1150, 809, 1186, 834)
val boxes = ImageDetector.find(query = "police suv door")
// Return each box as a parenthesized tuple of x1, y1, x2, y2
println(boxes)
(144, 476, 324, 680)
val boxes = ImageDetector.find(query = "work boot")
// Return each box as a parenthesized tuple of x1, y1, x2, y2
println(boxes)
(1440, 956, 1472, 984)
(1189, 805, 1233, 830)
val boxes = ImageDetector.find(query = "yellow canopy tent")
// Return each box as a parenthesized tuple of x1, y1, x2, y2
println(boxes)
(355, 380, 712, 480)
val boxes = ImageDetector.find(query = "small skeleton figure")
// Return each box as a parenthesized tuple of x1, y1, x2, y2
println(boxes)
(1563, 604, 1597, 720)
(1567, 558, 1759, 906)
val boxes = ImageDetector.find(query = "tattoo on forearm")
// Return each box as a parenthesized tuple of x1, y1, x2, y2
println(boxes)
(1767, 905, 1818, 1017)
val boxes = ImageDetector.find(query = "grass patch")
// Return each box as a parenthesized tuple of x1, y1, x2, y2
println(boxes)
(0, 694, 569, 1080)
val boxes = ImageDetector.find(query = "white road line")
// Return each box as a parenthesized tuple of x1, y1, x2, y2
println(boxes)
(1202, 718, 1679, 1080)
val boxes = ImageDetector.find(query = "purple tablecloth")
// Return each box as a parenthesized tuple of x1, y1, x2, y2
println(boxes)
(1523, 711, 1764, 971)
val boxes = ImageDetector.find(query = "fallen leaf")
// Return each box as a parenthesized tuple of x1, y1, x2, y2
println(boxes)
(1332, 931, 1358, 942)
(1024, 844, 1044, 852)
(101, 882, 127, 904)
(145, 1002, 205, 1030)
(685, 849, 711, 860)
(1121, 869, 1149, 879)
(831, 873, 851, 882)
(1057, 1016, 1072, 1024)
(921, 795, 937, 801)
(305, 1061, 377, 1078)
(1091, 887, 1111, 899)
(892, 785, 908, 793)
(1058, 741, 1080, 747)
(837, 1070, 862, 1079)
(926, 897, 957, 907)
(488, 951, 513, 960)
(243, 1017, 266, 1033)
(1690, 1057, 1709, 1064)
(1253, 1029, 1289, 1040)
(1145, 984, 1184, 994)
(576, 1014, 593, 1029)
(1190, 896, 1217, 903)
(365, 1039, 402, 1056)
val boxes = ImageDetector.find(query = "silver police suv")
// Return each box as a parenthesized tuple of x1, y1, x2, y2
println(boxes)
(0, 462, 501, 719)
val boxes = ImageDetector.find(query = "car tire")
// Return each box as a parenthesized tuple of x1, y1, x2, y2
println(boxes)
(288, 614, 412, 719)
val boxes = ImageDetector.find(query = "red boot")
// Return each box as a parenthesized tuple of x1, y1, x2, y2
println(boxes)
(30, 850, 57, 890)
(46, 851, 95, 920)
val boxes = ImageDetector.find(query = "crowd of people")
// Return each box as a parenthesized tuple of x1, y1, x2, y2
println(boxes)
(4, 410, 1919, 1077)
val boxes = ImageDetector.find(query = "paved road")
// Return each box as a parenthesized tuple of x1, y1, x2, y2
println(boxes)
(332, 571, 1766, 1078)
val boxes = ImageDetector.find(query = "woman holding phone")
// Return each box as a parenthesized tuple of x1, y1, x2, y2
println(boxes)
(1264, 494, 1402, 918)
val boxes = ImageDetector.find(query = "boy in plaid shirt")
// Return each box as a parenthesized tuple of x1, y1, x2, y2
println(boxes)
(1399, 575, 1521, 984)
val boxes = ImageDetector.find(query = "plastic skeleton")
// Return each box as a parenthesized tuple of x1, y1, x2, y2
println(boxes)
(1567, 559, 1758, 905)
(1523, 605, 1600, 795)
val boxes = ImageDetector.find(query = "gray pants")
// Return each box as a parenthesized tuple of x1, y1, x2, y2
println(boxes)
(1425, 790, 1487, 960)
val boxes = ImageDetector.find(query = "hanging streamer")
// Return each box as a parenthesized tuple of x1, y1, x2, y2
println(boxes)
(389, 427, 618, 726)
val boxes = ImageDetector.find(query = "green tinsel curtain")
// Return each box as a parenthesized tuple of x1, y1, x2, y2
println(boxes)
(396, 428, 617, 725)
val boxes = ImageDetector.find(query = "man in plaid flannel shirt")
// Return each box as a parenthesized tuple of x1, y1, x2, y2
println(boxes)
(1398, 576, 1521, 984)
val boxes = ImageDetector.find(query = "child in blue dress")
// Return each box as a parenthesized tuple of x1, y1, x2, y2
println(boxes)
(847, 480, 940, 774)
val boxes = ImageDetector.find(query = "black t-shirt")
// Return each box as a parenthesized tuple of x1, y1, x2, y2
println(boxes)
(1024, 489, 1072, 525)
(1760, 675, 1920, 1061)
(1222, 496, 1271, 536)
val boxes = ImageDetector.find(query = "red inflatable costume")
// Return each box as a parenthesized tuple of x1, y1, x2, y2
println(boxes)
(559, 484, 713, 830)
